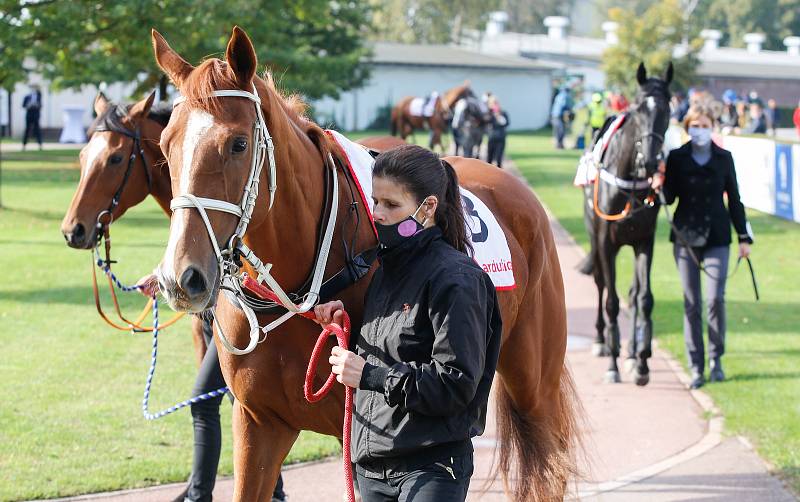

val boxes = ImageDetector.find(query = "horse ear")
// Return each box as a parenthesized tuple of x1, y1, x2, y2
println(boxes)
(151, 29, 194, 88)
(94, 92, 110, 117)
(225, 26, 257, 90)
(128, 91, 156, 120)
(664, 62, 674, 85)
(636, 62, 647, 86)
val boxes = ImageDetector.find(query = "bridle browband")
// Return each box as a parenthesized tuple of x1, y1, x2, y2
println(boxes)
(170, 84, 342, 356)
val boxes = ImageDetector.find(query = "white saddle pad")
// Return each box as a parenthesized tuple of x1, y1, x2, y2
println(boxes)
(326, 129, 515, 290)
(409, 97, 426, 117)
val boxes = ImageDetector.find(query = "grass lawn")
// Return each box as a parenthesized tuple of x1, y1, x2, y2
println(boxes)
(506, 130, 800, 494)
(0, 149, 339, 501)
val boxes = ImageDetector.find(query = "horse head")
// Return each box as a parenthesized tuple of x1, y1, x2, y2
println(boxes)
(629, 62, 673, 177)
(151, 26, 329, 313)
(61, 92, 163, 249)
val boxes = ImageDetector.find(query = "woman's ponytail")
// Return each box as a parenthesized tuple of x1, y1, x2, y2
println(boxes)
(438, 160, 472, 255)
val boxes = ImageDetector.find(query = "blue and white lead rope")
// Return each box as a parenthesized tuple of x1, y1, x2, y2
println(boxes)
(94, 248, 229, 420)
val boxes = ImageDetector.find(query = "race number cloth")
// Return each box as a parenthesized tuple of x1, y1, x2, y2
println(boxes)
(408, 94, 438, 118)
(459, 187, 516, 290)
(325, 129, 515, 290)
(573, 114, 627, 186)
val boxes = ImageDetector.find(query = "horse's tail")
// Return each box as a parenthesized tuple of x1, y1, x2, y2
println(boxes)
(495, 367, 583, 501)
(577, 253, 594, 275)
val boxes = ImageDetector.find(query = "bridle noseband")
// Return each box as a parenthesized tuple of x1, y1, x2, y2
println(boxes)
(169, 84, 341, 356)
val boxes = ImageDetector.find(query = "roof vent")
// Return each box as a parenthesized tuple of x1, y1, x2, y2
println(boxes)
(700, 29, 722, 51)
(486, 11, 509, 37)
(744, 33, 766, 53)
(602, 21, 619, 45)
(784, 36, 800, 56)
(544, 16, 569, 40)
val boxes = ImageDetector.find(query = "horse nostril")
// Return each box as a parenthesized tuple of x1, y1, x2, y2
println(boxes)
(72, 223, 85, 243)
(179, 267, 207, 298)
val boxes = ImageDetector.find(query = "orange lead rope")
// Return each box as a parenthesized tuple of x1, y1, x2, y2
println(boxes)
(241, 275, 356, 502)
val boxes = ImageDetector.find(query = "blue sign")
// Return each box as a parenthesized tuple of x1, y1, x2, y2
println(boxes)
(775, 144, 794, 221)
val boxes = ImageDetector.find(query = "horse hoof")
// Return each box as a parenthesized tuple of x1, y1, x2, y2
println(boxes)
(634, 371, 650, 386)
(592, 343, 610, 357)
(623, 357, 637, 374)
(604, 370, 621, 383)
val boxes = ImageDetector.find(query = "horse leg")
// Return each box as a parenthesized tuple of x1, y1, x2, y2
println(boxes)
(231, 403, 298, 502)
(598, 237, 621, 383)
(623, 275, 639, 373)
(590, 228, 609, 357)
(632, 238, 655, 386)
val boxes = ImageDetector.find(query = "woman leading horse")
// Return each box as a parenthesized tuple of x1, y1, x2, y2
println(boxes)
(151, 26, 579, 501)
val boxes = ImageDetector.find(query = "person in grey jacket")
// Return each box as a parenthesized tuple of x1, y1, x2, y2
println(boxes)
(314, 145, 502, 502)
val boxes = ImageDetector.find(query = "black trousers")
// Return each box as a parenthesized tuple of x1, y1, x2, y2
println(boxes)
(186, 318, 285, 502)
(23, 112, 42, 146)
(356, 451, 473, 502)
(487, 137, 505, 167)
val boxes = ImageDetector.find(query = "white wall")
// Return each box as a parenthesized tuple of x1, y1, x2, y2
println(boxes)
(313, 64, 553, 131)
(4, 75, 137, 137)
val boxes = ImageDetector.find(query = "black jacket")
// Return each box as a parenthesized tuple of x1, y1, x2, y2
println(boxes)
(663, 142, 753, 247)
(489, 111, 509, 140)
(352, 227, 502, 470)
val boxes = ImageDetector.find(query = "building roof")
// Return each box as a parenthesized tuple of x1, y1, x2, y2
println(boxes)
(466, 31, 800, 81)
(697, 47, 800, 80)
(369, 42, 561, 71)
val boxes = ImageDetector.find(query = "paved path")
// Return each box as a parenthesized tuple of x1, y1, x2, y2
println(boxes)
(42, 160, 796, 502)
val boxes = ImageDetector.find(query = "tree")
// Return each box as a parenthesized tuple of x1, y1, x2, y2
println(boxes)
(602, 0, 701, 97)
(17, 0, 372, 101)
(500, 0, 575, 34)
(370, 0, 499, 44)
(704, 0, 800, 51)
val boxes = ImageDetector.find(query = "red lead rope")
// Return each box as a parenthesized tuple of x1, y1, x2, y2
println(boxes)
(241, 275, 356, 502)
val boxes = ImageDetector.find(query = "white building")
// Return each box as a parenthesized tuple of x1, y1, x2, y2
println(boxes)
(313, 42, 561, 131)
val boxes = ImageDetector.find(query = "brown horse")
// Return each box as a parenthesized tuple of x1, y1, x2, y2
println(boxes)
(390, 83, 471, 152)
(152, 26, 579, 502)
(59, 92, 212, 365)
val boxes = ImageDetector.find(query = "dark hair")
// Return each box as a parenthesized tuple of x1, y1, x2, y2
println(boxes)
(373, 144, 472, 255)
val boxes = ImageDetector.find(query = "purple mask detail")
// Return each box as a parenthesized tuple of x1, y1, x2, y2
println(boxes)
(398, 219, 419, 237)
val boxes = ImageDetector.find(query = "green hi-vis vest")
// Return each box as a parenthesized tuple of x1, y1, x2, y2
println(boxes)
(589, 102, 607, 128)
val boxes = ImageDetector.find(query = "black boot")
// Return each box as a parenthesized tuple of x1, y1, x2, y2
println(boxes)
(171, 486, 189, 502)
(710, 358, 725, 382)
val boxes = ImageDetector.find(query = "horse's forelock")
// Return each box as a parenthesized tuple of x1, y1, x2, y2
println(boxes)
(179, 58, 240, 113)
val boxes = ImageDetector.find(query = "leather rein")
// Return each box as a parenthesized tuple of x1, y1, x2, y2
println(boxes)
(90, 121, 185, 332)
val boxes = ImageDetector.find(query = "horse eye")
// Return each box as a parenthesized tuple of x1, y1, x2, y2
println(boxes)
(109, 154, 123, 165)
(232, 138, 248, 154)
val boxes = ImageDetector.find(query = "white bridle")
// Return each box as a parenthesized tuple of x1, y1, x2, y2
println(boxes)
(170, 85, 340, 355)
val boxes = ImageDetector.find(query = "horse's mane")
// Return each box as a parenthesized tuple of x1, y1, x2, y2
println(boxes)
(147, 102, 173, 126)
(180, 58, 339, 167)
(443, 83, 471, 109)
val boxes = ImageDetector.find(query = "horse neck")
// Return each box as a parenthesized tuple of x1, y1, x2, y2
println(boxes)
(242, 81, 329, 291)
(140, 119, 173, 216)
(606, 120, 638, 178)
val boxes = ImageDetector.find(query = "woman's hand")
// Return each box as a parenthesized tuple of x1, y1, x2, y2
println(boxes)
(651, 160, 666, 191)
(739, 242, 751, 259)
(329, 346, 365, 388)
(135, 274, 159, 297)
(313, 300, 344, 326)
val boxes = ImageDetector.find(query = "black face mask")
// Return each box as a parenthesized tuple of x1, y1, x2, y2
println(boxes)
(375, 200, 428, 250)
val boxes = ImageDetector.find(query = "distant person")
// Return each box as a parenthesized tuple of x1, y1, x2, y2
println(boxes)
(764, 99, 779, 136)
(671, 91, 689, 123)
(486, 96, 509, 168)
(550, 86, 573, 149)
(747, 90, 762, 106)
(652, 105, 753, 390)
(742, 103, 767, 135)
(735, 100, 748, 129)
(609, 92, 629, 113)
(588, 92, 607, 139)
(793, 100, 800, 140)
(719, 90, 739, 134)
(22, 84, 43, 151)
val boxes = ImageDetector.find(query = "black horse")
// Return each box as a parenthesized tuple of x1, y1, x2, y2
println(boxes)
(453, 96, 491, 158)
(582, 62, 672, 385)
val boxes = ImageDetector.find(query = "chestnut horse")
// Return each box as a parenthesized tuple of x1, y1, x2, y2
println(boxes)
(390, 83, 471, 152)
(60, 94, 404, 366)
(152, 26, 579, 502)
